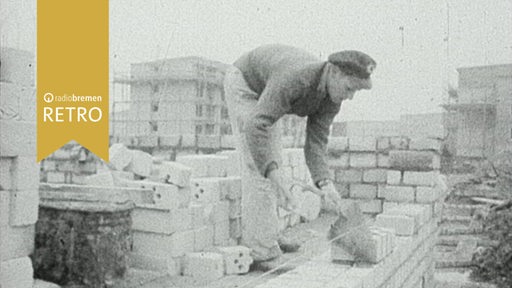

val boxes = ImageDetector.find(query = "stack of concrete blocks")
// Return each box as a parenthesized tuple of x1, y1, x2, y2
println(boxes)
(182, 246, 253, 280)
(40, 142, 99, 184)
(0, 48, 38, 287)
(327, 136, 448, 217)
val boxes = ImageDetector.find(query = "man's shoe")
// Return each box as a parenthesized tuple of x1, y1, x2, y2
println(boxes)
(278, 236, 301, 253)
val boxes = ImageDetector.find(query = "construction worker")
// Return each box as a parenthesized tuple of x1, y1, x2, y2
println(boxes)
(223, 44, 376, 269)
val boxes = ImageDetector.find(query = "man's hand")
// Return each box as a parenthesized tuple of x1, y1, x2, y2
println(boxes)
(320, 180, 342, 213)
(267, 169, 298, 211)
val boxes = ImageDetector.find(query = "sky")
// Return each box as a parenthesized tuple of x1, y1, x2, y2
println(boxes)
(2, 0, 511, 121)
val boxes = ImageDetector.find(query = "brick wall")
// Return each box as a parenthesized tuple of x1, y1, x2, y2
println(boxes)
(0, 47, 38, 287)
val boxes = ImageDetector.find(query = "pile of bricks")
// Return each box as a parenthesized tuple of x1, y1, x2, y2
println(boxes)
(40, 142, 99, 184)
(0, 47, 38, 287)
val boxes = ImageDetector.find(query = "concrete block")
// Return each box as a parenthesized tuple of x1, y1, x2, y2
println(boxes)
(190, 203, 207, 228)
(0, 157, 14, 190)
(210, 201, 230, 224)
(0, 224, 35, 261)
(0, 47, 35, 86)
(331, 243, 355, 262)
(389, 136, 409, 150)
(9, 189, 39, 226)
(375, 214, 416, 236)
(336, 169, 362, 183)
(0, 83, 35, 121)
(402, 171, 439, 187)
(386, 170, 402, 185)
(220, 135, 238, 149)
(183, 252, 224, 280)
(213, 220, 230, 246)
(297, 191, 321, 221)
(382, 201, 399, 212)
(356, 199, 383, 214)
(328, 153, 350, 168)
(194, 226, 214, 251)
(12, 156, 39, 191)
(217, 150, 241, 177)
(228, 198, 241, 219)
(132, 205, 191, 234)
(45, 171, 66, 183)
(108, 143, 133, 170)
(176, 155, 228, 178)
(409, 138, 442, 152)
(0, 257, 34, 288)
(389, 151, 440, 171)
(83, 171, 114, 186)
(215, 246, 253, 275)
(379, 186, 415, 203)
(349, 136, 376, 151)
(229, 218, 242, 240)
(126, 150, 153, 177)
(362, 169, 387, 183)
(138, 134, 159, 148)
(376, 137, 390, 152)
(111, 170, 135, 181)
(222, 176, 242, 200)
(377, 154, 389, 168)
(150, 161, 192, 187)
(190, 178, 223, 203)
(328, 137, 349, 151)
(129, 252, 181, 276)
(124, 180, 189, 209)
(415, 187, 440, 203)
(349, 184, 377, 199)
(386, 204, 432, 226)
(349, 153, 376, 168)
(133, 230, 195, 257)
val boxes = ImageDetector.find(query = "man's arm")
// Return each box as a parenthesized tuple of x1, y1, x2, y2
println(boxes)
(304, 106, 339, 185)
(244, 81, 291, 177)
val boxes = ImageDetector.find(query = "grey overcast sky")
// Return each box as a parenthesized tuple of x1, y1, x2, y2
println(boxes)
(2, 0, 511, 121)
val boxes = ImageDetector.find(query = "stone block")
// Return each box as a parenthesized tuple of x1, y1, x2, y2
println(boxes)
(215, 246, 253, 275)
(350, 153, 376, 168)
(125, 150, 153, 177)
(0, 47, 35, 86)
(349, 184, 377, 199)
(217, 150, 241, 177)
(150, 161, 192, 187)
(402, 171, 439, 187)
(376, 137, 390, 152)
(125, 180, 189, 209)
(45, 171, 66, 183)
(189, 203, 207, 228)
(176, 155, 228, 178)
(210, 201, 230, 224)
(129, 252, 181, 276)
(328, 137, 349, 151)
(9, 189, 39, 226)
(0, 256, 34, 288)
(389, 150, 440, 171)
(349, 136, 376, 151)
(386, 170, 402, 185)
(190, 178, 223, 203)
(377, 154, 389, 168)
(213, 220, 230, 246)
(132, 205, 191, 234)
(355, 199, 383, 214)
(415, 187, 440, 203)
(228, 198, 241, 219)
(408, 138, 442, 152)
(108, 143, 133, 170)
(375, 214, 416, 236)
(336, 169, 362, 183)
(83, 171, 114, 186)
(378, 186, 415, 202)
(389, 136, 409, 150)
(0, 83, 36, 121)
(362, 169, 387, 183)
(133, 230, 194, 257)
(194, 226, 214, 251)
(183, 252, 224, 280)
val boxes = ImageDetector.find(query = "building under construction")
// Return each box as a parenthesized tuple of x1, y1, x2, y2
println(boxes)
(443, 64, 512, 158)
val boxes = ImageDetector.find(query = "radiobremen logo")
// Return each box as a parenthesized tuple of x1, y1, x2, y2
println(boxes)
(37, 0, 109, 162)
(42, 93, 103, 123)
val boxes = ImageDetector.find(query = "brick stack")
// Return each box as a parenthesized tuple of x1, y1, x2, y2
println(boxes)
(0, 47, 38, 288)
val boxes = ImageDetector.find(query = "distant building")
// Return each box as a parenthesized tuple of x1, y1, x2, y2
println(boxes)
(111, 57, 231, 147)
(443, 64, 512, 158)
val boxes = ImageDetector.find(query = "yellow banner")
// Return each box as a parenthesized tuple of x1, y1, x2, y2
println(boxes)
(37, 0, 109, 162)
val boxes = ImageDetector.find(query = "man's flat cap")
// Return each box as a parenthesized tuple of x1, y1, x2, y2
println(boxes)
(328, 51, 376, 79)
